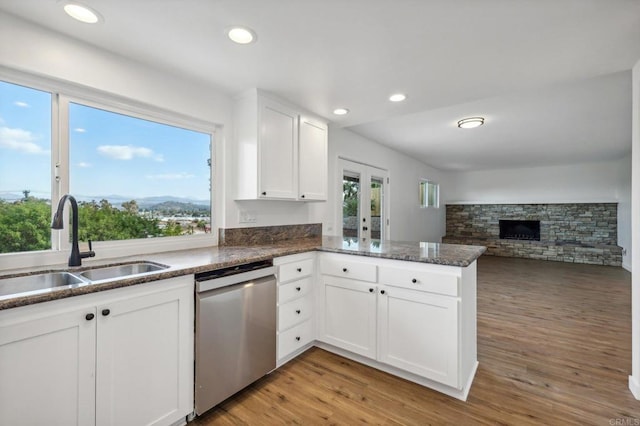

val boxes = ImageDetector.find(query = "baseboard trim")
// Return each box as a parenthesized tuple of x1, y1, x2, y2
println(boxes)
(315, 341, 477, 401)
(629, 375, 640, 400)
(623, 262, 632, 272)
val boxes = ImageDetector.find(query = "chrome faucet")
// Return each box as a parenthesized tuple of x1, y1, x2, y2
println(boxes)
(51, 194, 95, 267)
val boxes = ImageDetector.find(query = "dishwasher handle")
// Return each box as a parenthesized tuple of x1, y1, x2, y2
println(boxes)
(197, 275, 275, 298)
(196, 266, 276, 293)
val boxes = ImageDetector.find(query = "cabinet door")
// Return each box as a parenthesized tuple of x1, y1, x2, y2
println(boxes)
(298, 116, 327, 200)
(0, 307, 96, 425)
(319, 276, 377, 359)
(378, 286, 460, 388)
(258, 100, 298, 199)
(96, 280, 193, 426)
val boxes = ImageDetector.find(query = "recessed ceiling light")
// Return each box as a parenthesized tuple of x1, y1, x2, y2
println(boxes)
(227, 27, 257, 44)
(389, 93, 407, 102)
(333, 108, 349, 116)
(63, 2, 102, 24)
(457, 117, 485, 129)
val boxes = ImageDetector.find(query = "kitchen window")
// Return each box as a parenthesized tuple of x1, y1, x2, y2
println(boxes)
(0, 76, 216, 263)
(420, 180, 439, 208)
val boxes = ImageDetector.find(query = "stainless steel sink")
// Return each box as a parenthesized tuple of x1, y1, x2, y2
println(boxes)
(0, 272, 86, 298)
(78, 262, 168, 281)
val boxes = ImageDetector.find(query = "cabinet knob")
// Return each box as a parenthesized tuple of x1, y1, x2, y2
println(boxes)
(297, 267, 302, 272)
(295, 336, 301, 341)
(369, 288, 374, 293)
(412, 278, 418, 283)
(342, 267, 348, 273)
(295, 286, 301, 291)
(296, 309, 301, 314)
(363, 226, 368, 231)
(102, 309, 110, 316)
(261, 191, 267, 196)
(85, 313, 95, 321)
(301, 194, 306, 198)
(380, 290, 386, 295)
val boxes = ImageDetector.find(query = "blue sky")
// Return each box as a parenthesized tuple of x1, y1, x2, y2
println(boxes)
(0, 80, 211, 203)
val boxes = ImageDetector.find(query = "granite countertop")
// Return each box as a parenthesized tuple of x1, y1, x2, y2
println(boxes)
(0, 237, 485, 311)
(319, 236, 486, 266)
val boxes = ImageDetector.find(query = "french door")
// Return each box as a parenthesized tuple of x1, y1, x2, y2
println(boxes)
(338, 158, 389, 241)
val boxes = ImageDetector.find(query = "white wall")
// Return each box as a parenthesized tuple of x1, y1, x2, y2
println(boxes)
(630, 58, 640, 399)
(448, 158, 632, 268)
(310, 127, 450, 242)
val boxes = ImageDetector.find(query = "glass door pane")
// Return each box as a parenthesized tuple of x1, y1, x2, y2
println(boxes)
(370, 177, 383, 240)
(342, 172, 360, 238)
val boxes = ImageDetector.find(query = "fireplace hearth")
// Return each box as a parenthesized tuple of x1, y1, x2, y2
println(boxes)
(499, 219, 540, 241)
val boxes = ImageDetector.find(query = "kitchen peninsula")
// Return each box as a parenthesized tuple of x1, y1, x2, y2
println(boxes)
(0, 229, 485, 425)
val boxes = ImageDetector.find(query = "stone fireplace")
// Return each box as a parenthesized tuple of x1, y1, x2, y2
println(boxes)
(442, 203, 622, 266)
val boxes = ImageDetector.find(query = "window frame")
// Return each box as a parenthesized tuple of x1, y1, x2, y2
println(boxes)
(419, 179, 440, 209)
(0, 69, 220, 270)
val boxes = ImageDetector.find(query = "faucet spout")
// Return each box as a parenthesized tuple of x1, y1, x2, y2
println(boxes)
(51, 194, 95, 267)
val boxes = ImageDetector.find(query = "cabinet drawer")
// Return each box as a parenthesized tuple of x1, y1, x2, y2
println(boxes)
(278, 258, 315, 283)
(278, 294, 313, 331)
(320, 255, 377, 282)
(379, 265, 459, 296)
(279, 276, 312, 304)
(278, 319, 313, 360)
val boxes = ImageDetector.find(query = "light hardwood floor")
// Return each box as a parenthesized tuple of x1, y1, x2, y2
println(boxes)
(193, 256, 638, 424)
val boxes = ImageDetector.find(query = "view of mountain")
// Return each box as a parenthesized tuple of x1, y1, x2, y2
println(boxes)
(0, 191, 210, 210)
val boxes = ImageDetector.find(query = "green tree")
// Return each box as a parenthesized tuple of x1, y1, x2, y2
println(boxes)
(0, 198, 51, 253)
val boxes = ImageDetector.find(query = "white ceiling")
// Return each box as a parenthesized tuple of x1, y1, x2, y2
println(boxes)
(1, 0, 639, 171)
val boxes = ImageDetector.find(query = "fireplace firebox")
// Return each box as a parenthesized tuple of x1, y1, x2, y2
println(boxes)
(499, 219, 540, 241)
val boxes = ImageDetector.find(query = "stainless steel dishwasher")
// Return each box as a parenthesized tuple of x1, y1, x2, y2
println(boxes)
(194, 260, 276, 415)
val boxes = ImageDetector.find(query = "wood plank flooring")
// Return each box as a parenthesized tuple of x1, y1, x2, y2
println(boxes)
(192, 256, 638, 425)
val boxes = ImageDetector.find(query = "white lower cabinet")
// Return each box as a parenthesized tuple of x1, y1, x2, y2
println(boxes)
(317, 252, 476, 398)
(0, 276, 194, 426)
(0, 305, 96, 425)
(275, 253, 316, 365)
(320, 277, 377, 359)
(377, 286, 459, 388)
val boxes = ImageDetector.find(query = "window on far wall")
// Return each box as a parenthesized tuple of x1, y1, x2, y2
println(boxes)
(419, 180, 439, 208)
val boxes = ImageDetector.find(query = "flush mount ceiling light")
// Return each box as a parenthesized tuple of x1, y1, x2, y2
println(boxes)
(63, 2, 102, 24)
(333, 108, 349, 116)
(457, 117, 485, 129)
(389, 93, 407, 102)
(227, 27, 257, 44)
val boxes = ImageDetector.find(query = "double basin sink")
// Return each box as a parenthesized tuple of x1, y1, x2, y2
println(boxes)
(0, 262, 168, 300)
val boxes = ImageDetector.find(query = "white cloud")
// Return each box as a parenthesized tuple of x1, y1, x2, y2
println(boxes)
(145, 172, 195, 180)
(14, 101, 30, 108)
(0, 126, 49, 155)
(97, 144, 163, 161)
(74, 128, 87, 133)
(77, 162, 92, 168)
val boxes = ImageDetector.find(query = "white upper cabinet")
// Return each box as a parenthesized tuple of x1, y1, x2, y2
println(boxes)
(234, 89, 327, 201)
(298, 116, 328, 200)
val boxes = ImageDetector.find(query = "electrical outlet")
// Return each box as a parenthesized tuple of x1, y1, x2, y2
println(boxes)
(238, 210, 257, 223)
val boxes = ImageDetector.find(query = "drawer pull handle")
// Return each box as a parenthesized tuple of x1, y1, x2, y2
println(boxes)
(102, 309, 110, 316)
(297, 268, 302, 272)
(295, 336, 301, 341)
(296, 309, 301, 314)
(342, 268, 348, 272)
(369, 288, 374, 293)
(296, 286, 301, 291)
(85, 313, 95, 321)
(412, 278, 418, 283)
(380, 290, 386, 295)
